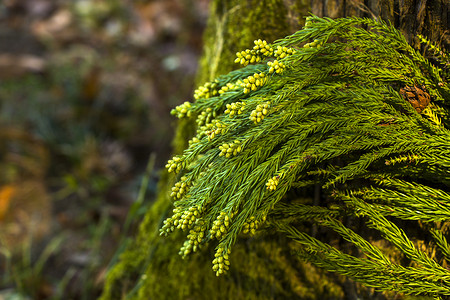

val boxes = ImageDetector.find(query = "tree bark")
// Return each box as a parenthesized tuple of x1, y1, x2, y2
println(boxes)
(311, 0, 449, 49)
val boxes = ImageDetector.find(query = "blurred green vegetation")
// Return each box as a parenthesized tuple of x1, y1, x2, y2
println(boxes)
(0, 0, 208, 299)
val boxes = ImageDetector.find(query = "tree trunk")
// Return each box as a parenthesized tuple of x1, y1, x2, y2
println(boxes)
(311, 0, 449, 49)
(100, 1, 449, 299)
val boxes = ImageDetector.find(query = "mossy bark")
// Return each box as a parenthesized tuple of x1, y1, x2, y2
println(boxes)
(101, 1, 448, 299)
(195, 0, 309, 85)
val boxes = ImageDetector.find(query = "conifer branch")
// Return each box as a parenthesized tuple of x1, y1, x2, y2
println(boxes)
(161, 15, 450, 295)
(276, 222, 450, 295)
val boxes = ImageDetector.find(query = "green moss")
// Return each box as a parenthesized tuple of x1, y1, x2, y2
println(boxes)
(131, 231, 345, 300)
(196, 0, 293, 85)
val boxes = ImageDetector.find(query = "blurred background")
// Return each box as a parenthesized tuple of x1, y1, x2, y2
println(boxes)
(0, 0, 209, 298)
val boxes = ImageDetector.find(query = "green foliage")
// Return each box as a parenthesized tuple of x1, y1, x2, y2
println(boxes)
(162, 16, 450, 297)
